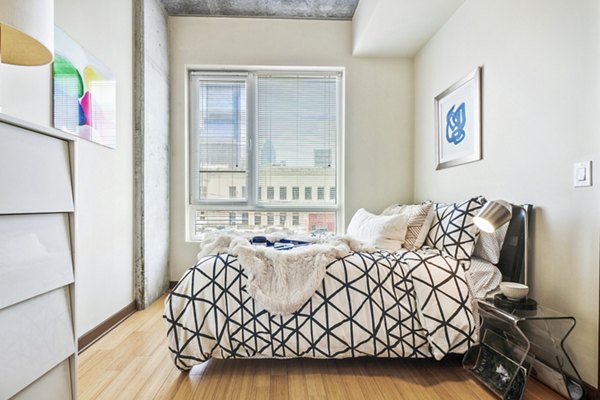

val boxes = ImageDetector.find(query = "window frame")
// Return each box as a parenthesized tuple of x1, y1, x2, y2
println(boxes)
(187, 66, 345, 241)
(189, 72, 250, 207)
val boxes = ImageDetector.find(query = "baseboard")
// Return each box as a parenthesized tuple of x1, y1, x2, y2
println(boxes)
(532, 377, 597, 399)
(78, 301, 137, 353)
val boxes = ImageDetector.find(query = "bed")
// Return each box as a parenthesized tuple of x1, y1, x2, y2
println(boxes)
(164, 197, 528, 371)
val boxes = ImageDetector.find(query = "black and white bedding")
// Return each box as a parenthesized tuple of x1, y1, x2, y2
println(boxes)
(163, 195, 517, 371)
(164, 247, 477, 371)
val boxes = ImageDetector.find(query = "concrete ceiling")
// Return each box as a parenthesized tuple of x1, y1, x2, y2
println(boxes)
(159, 0, 465, 57)
(160, 0, 360, 20)
(353, 0, 466, 57)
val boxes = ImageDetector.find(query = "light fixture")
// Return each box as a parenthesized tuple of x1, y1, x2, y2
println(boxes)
(474, 200, 530, 286)
(473, 200, 512, 233)
(0, 0, 54, 66)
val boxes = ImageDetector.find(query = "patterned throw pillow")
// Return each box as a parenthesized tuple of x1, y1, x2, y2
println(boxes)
(381, 202, 434, 251)
(473, 222, 509, 264)
(466, 257, 503, 298)
(426, 196, 485, 261)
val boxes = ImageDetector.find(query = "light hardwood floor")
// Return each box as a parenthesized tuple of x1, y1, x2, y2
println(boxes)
(78, 295, 563, 400)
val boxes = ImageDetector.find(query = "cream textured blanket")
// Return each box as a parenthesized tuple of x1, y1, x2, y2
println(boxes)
(197, 234, 374, 316)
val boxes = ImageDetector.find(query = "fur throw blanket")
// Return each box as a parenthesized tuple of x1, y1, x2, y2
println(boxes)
(197, 233, 375, 316)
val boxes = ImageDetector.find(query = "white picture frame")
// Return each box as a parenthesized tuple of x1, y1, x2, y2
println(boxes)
(435, 67, 482, 170)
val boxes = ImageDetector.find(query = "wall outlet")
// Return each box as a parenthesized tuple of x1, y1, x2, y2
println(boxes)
(573, 160, 592, 187)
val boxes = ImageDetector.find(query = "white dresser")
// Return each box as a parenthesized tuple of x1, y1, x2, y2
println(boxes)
(0, 115, 77, 400)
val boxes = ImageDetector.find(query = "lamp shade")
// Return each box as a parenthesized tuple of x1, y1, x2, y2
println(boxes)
(0, 0, 54, 66)
(473, 200, 512, 233)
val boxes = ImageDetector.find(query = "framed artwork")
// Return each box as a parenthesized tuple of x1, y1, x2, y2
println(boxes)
(435, 67, 481, 170)
(53, 27, 117, 149)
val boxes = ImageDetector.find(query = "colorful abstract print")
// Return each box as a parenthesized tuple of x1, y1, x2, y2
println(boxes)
(53, 28, 117, 148)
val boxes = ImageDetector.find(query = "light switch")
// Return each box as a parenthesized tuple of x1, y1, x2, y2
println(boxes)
(574, 160, 592, 187)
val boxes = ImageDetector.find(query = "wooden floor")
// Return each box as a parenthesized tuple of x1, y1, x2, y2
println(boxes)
(78, 295, 563, 400)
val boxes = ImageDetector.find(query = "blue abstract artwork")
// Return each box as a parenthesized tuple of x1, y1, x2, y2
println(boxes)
(434, 67, 481, 169)
(445, 102, 466, 145)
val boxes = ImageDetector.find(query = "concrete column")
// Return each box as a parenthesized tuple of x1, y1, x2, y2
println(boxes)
(134, 0, 170, 309)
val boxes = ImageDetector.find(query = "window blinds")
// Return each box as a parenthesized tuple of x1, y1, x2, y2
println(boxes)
(256, 74, 338, 206)
(193, 76, 247, 202)
(189, 70, 341, 238)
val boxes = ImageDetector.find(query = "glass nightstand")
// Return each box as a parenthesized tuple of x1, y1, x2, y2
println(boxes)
(463, 298, 585, 400)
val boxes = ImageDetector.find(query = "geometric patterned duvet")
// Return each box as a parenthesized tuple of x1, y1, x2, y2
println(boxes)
(164, 249, 476, 371)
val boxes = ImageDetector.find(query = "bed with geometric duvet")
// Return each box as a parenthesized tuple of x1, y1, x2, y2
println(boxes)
(164, 196, 522, 371)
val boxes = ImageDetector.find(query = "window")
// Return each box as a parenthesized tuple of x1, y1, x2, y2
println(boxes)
(305, 187, 312, 200)
(189, 69, 342, 239)
(317, 187, 325, 200)
(190, 75, 247, 202)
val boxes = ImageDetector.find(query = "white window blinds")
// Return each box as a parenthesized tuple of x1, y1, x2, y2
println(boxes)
(191, 75, 247, 202)
(188, 69, 342, 239)
(256, 73, 339, 206)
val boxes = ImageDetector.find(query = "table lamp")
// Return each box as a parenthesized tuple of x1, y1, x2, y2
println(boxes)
(474, 200, 536, 310)
(0, 0, 54, 112)
(0, 0, 54, 66)
(474, 200, 530, 285)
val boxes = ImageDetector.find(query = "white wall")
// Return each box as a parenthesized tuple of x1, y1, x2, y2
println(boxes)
(168, 17, 414, 279)
(414, 0, 600, 385)
(0, 0, 134, 335)
(352, 0, 465, 57)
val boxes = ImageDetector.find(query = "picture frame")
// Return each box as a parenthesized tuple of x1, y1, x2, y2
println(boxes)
(435, 67, 481, 170)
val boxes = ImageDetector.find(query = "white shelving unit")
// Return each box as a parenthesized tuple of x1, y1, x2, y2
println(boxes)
(0, 114, 78, 400)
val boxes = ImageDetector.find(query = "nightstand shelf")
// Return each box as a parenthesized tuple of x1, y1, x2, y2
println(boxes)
(463, 298, 585, 400)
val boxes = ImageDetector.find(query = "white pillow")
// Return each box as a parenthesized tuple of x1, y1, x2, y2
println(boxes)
(346, 208, 408, 251)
